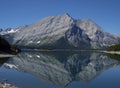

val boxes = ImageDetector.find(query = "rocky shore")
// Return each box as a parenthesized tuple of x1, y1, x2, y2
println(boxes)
(0, 82, 17, 88)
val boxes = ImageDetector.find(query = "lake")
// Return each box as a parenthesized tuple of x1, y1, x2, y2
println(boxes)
(0, 51, 120, 88)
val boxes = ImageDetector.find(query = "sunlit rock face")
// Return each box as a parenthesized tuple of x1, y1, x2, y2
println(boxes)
(3, 52, 120, 87)
(1, 13, 120, 49)
(11, 13, 90, 49)
(76, 19, 120, 48)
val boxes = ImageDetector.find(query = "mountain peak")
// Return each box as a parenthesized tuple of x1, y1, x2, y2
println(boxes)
(63, 13, 71, 17)
(60, 13, 73, 19)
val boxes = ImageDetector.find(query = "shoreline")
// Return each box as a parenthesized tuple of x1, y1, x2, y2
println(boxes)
(21, 49, 104, 52)
(102, 51, 120, 55)
(0, 54, 15, 58)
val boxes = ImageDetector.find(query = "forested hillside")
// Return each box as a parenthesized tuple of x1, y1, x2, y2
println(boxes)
(0, 36, 19, 54)
(107, 44, 120, 51)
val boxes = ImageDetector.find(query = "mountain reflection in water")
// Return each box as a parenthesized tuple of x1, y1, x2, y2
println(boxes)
(1, 51, 120, 88)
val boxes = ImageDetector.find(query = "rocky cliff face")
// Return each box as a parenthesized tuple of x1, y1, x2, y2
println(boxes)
(3, 52, 120, 87)
(1, 13, 120, 49)
(76, 19, 120, 48)
(11, 13, 91, 49)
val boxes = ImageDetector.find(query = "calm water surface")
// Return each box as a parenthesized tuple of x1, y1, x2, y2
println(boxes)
(0, 51, 120, 88)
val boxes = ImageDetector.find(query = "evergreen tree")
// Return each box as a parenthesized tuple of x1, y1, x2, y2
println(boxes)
(0, 36, 11, 52)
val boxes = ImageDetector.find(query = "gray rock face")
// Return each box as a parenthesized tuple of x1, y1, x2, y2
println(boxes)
(76, 19, 120, 48)
(1, 13, 120, 49)
(3, 52, 120, 87)
(12, 13, 91, 49)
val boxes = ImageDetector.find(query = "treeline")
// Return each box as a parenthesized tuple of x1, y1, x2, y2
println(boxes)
(0, 36, 19, 54)
(107, 44, 120, 51)
(107, 54, 120, 61)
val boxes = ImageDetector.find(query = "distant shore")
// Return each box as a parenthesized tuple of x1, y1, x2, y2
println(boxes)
(21, 48, 104, 52)
(102, 51, 120, 55)
(0, 54, 15, 58)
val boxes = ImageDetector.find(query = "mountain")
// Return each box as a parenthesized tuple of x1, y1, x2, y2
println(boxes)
(3, 52, 120, 87)
(0, 28, 17, 35)
(0, 27, 26, 46)
(76, 19, 120, 48)
(1, 13, 120, 49)
(0, 28, 16, 43)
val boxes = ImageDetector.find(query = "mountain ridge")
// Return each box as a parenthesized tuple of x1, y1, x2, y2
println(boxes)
(1, 13, 120, 49)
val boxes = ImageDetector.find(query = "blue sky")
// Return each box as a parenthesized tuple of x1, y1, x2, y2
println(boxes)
(0, 0, 120, 34)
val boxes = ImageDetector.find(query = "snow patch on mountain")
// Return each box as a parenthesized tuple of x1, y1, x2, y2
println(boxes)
(0, 28, 17, 35)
